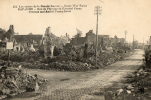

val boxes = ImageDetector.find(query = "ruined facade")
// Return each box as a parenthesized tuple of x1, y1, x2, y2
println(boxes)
(13, 34, 43, 52)
(110, 35, 125, 49)
(42, 27, 70, 58)
(70, 30, 110, 50)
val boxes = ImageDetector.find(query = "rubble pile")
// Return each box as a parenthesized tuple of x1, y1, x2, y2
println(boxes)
(103, 86, 144, 100)
(2, 49, 131, 72)
(19, 61, 95, 71)
(102, 65, 151, 100)
(48, 61, 96, 71)
(98, 52, 122, 66)
(0, 66, 47, 99)
(62, 45, 131, 69)
(0, 51, 41, 63)
(0, 45, 131, 72)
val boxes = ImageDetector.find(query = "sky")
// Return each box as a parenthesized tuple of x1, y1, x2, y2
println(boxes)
(0, 0, 151, 43)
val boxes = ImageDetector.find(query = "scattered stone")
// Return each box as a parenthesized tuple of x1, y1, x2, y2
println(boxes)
(0, 66, 47, 98)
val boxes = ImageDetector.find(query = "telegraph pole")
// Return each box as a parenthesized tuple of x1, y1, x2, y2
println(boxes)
(94, 6, 101, 66)
(143, 36, 144, 49)
(124, 30, 127, 53)
(133, 34, 135, 49)
(124, 30, 127, 43)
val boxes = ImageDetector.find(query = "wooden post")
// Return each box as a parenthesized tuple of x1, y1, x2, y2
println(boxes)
(6, 42, 13, 67)
(94, 6, 101, 67)
(7, 49, 10, 67)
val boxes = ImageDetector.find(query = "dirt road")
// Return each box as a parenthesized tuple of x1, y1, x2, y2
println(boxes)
(10, 49, 144, 100)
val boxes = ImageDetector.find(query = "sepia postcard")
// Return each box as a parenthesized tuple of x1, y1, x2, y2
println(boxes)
(0, 0, 151, 100)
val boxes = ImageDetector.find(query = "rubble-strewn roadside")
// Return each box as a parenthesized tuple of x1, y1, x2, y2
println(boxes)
(102, 66, 150, 100)
(0, 65, 47, 100)
(91, 64, 151, 100)
(1, 50, 132, 72)
(91, 49, 151, 100)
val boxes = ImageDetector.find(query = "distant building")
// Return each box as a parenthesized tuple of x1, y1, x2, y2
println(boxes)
(70, 37, 86, 46)
(110, 35, 125, 48)
(133, 40, 139, 49)
(70, 30, 110, 50)
(13, 34, 43, 51)
(14, 35, 42, 45)
(98, 35, 110, 49)
(85, 30, 96, 44)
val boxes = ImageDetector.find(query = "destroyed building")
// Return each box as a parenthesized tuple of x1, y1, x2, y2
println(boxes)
(70, 30, 110, 50)
(41, 27, 70, 58)
(0, 25, 70, 53)
(110, 35, 125, 49)
(13, 34, 43, 51)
